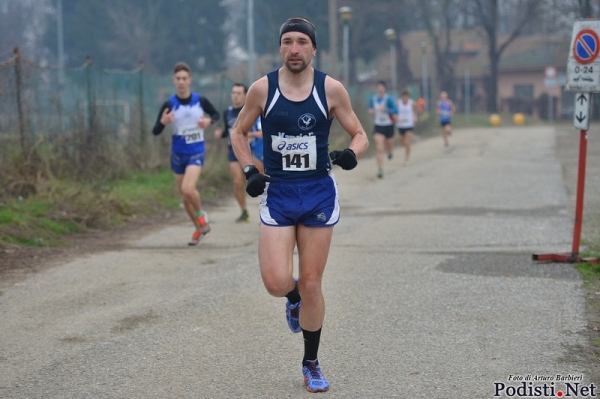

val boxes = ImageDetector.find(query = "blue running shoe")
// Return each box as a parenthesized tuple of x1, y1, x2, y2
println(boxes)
(285, 300, 301, 333)
(303, 359, 329, 393)
(286, 277, 301, 333)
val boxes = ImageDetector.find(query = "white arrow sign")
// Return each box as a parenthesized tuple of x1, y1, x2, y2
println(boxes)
(574, 92, 591, 130)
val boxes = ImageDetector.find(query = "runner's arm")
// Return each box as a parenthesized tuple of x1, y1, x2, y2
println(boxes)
(326, 77, 369, 159)
(152, 101, 170, 135)
(368, 96, 375, 115)
(215, 108, 229, 139)
(200, 97, 220, 124)
(412, 101, 418, 123)
(388, 96, 399, 115)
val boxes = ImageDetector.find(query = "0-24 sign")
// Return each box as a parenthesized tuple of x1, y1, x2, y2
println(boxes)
(565, 21, 600, 92)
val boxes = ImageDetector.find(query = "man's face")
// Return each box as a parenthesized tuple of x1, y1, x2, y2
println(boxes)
(377, 84, 386, 96)
(231, 86, 246, 107)
(173, 70, 192, 94)
(280, 31, 315, 74)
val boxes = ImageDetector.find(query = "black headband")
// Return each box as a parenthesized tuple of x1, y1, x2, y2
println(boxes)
(279, 18, 317, 47)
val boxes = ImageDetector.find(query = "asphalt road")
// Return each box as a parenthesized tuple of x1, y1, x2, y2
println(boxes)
(0, 125, 595, 398)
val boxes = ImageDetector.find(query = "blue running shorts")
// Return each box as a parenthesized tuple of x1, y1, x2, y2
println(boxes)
(227, 144, 238, 163)
(250, 139, 264, 163)
(259, 171, 340, 227)
(171, 152, 205, 174)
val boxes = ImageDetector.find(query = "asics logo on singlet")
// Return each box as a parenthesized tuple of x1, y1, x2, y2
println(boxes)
(298, 113, 316, 130)
(277, 141, 310, 151)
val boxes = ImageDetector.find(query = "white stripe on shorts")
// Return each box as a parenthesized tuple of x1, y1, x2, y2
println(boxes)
(326, 171, 340, 225)
(259, 183, 278, 225)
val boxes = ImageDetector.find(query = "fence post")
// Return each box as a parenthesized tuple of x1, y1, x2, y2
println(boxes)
(85, 55, 93, 134)
(13, 47, 27, 154)
(139, 61, 145, 147)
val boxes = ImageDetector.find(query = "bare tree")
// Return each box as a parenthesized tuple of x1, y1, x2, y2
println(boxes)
(101, 0, 165, 70)
(578, 0, 594, 17)
(0, 0, 52, 60)
(418, 0, 461, 100)
(469, 0, 541, 112)
(343, 0, 419, 89)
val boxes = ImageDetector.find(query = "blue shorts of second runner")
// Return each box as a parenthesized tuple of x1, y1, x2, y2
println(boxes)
(259, 171, 340, 227)
(171, 152, 205, 174)
(227, 144, 238, 163)
(250, 140, 264, 163)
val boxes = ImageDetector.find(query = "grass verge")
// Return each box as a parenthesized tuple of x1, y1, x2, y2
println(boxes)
(574, 256, 600, 384)
(0, 165, 231, 249)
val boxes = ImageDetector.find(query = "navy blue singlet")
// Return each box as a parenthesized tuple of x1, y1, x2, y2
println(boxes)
(262, 69, 333, 179)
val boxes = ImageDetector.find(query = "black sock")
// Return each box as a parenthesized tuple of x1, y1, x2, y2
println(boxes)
(285, 279, 301, 304)
(302, 327, 322, 365)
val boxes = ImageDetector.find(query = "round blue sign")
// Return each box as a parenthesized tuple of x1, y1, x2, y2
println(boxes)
(574, 29, 600, 64)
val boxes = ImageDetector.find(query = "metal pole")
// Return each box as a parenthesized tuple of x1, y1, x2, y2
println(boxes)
(139, 61, 145, 147)
(247, 0, 255, 85)
(57, 0, 65, 133)
(329, 0, 338, 78)
(342, 23, 349, 87)
(548, 91, 553, 122)
(57, 0, 64, 83)
(86, 56, 92, 134)
(390, 43, 397, 94)
(465, 68, 470, 125)
(572, 129, 588, 257)
(14, 47, 26, 153)
(422, 46, 429, 113)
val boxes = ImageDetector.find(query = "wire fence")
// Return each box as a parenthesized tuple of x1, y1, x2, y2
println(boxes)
(0, 47, 234, 160)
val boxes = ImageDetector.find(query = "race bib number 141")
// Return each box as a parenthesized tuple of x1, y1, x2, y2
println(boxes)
(272, 135, 317, 171)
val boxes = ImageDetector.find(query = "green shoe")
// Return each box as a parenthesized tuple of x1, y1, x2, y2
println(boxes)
(236, 210, 250, 223)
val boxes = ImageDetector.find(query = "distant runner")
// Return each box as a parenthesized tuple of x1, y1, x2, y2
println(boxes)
(215, 83, 263, 223)
(369, 81, 398, 178)
(436, 91, 455, 148)
(152, 62, 219, 245)
(395, 89, 417, 166)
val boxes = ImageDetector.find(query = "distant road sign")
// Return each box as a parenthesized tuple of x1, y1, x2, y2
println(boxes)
(565, 21, 600, 92)
(545, 66, 557, 78)
(574, 92, 591, 130)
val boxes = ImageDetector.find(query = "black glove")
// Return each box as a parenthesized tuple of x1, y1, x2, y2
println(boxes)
(329, 148, 357, 170)
(244, 165, 275, 197)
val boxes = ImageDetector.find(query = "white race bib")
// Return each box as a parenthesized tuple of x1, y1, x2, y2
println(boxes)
(179, 124, 204, 144)
(375, 110, 391, 125)
(272, 135, 317, 171)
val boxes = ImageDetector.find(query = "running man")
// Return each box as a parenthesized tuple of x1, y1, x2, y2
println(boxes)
(230, 17, 368, 393)
(368, 81, 398, 178)
(214, 83, 263, 223)
(436, 91, 455, 148)
(395, 89, 418, 166)
(152, 62, 220, 245)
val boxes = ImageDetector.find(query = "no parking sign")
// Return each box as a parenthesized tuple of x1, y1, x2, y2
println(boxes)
(535, 20, 600, 265)
(566, 21, 600, 92)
